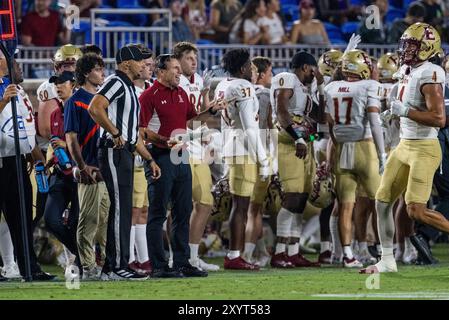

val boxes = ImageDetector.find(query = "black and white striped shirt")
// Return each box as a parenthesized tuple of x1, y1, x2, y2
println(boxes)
(98, 70, 140, 145)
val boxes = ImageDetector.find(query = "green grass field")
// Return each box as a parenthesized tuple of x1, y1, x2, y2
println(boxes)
(1, 245, 449, 300)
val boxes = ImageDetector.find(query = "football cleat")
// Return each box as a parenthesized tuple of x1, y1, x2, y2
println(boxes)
(270, 253, 294, 268)
(224, 256, 259, 271)
(288, 254, 320, 267)
(318, 250, 332, 264)
(343, 257, 363, 268)
(1, 263, 22, 280)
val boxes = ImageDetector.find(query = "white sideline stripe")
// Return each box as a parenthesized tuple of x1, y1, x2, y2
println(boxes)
(108, 149, 121, 268)
(312, 292, 449, 299)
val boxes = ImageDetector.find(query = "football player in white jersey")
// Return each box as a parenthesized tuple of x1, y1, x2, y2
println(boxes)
(325, 49, 387, 268)
(36, 44, 83, 141)
(129, 45, 155, 276)
(269, 52, 325, 268)
(362, 23, 449, 274)
(172, 42, 220, 272)
(376, 52, 417, 263)
(313, 49, 343, 265)
(242, 56, 273, 266)
(215, 49, 270, 270)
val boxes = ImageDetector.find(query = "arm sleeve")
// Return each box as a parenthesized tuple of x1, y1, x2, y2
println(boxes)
(238, 98, 268, 165)
(368, 112, 385, 157)
(138, 90, 154, 128)
(63, 100, 79, 134)
(366, 81, 381, 110)
(97, 78, 125, 103)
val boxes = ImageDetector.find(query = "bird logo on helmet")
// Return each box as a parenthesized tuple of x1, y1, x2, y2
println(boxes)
(377, 52, 399, 82)
(398, 23, 441, 66)
(309, 164, 334, 209)
(318, 49, 343, 77)
(53, 44, 83, 67)
(211, 178, 232, 222)
(341, 49, 372, 80)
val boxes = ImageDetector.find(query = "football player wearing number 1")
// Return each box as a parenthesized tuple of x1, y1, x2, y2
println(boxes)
(361, 23, 449, 274)
(325, 49, 387, 268)
(269, 52, 325, 268)
(174, 42, 220, 272)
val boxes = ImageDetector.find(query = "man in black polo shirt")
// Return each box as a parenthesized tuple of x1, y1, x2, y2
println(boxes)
(139, 54, 225, 278)
(89, 45, 161, 281)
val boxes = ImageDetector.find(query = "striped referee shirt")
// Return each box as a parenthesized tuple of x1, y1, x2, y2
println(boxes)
(97, 70, 140, 145)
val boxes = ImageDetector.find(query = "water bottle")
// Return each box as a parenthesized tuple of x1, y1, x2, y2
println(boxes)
(51, 136, 72, 171)
(35, 161, 49, 193)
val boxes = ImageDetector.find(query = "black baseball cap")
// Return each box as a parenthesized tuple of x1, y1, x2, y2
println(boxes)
(291, 51, 317, 69)
(49, 71, 76, 84)
(116, 45, 144, 64)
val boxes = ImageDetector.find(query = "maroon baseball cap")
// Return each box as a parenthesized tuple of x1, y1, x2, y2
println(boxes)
(300, 0, 315, 9)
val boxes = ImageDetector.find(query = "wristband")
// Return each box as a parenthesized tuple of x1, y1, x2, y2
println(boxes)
(285, 124, 301, 141)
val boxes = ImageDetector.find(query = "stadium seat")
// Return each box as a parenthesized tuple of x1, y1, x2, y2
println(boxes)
(350, 0, 365, 5)
(386, 7, 405, 23)
(97, 4, 119, 22)
(389, 0, 402, 8)
(282, 4, 299, 23)
(121, 5, 148, 26)
(116, 0, 141, 7)
(403, 0, 415, 9)
(341, 21, 359, 40)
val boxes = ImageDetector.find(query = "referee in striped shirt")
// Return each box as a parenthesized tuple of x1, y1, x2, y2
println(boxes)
(89, 45, 161, 280)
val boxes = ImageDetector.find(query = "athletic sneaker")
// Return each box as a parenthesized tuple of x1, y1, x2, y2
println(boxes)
(108, 268, 148, 281)
(356, 250, 377, 265)
(1, 263, 21, 280)
(82, 266, 101, 280)
(198, 258, 220, 271)
(343, 257, 363, 268)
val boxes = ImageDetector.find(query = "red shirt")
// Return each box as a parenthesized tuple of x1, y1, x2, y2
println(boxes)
(139, 80, 197, 148)
(50, 103, 65, 141)
(21, 10, 62, 46)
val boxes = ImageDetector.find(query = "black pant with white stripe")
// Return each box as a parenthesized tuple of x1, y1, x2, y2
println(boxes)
(98, 147, 134, 271)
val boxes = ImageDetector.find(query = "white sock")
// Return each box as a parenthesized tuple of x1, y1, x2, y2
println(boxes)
(227, 250, 240, 260)
(129, 225, 136, 263)
(0, 220, 14, 266)
(330, 215, 342, 257)
(290, 213, 303, 238)
(275, 243, 286, 255)
(359, 241, 368, 253)
(189, 243, 199, 261)
(277, 208, 294, 237)
(135, 224, 149, 263)
(381, 247, 395, 262)
(243, 242, 256, 260)
(320, 241, 331, 253)
(287, 243, 299, 257)
(343, 245, 353, 259)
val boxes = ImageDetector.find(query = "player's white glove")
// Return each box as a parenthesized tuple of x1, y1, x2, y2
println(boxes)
(259, 158, 271, 181)
(202, 68, 213, 91)
(379, 153, 388, 175)
(380, 109, 392, 126)
(343, 33, 361, 55)
(391, 99, 409, 117)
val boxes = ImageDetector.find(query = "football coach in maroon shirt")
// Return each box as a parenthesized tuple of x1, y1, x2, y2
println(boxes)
(139, 54, 224, 278)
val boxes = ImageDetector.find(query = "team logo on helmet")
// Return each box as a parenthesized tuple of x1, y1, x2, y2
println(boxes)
(211, 178, 232, 222)
(398, 23, 441, 66)
(309, 164, 334, 209)
(341, 49, 372, 80)
(318, 49, 343, 77)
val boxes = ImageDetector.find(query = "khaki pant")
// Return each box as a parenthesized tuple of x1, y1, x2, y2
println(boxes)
(77, 181, 110, 270)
